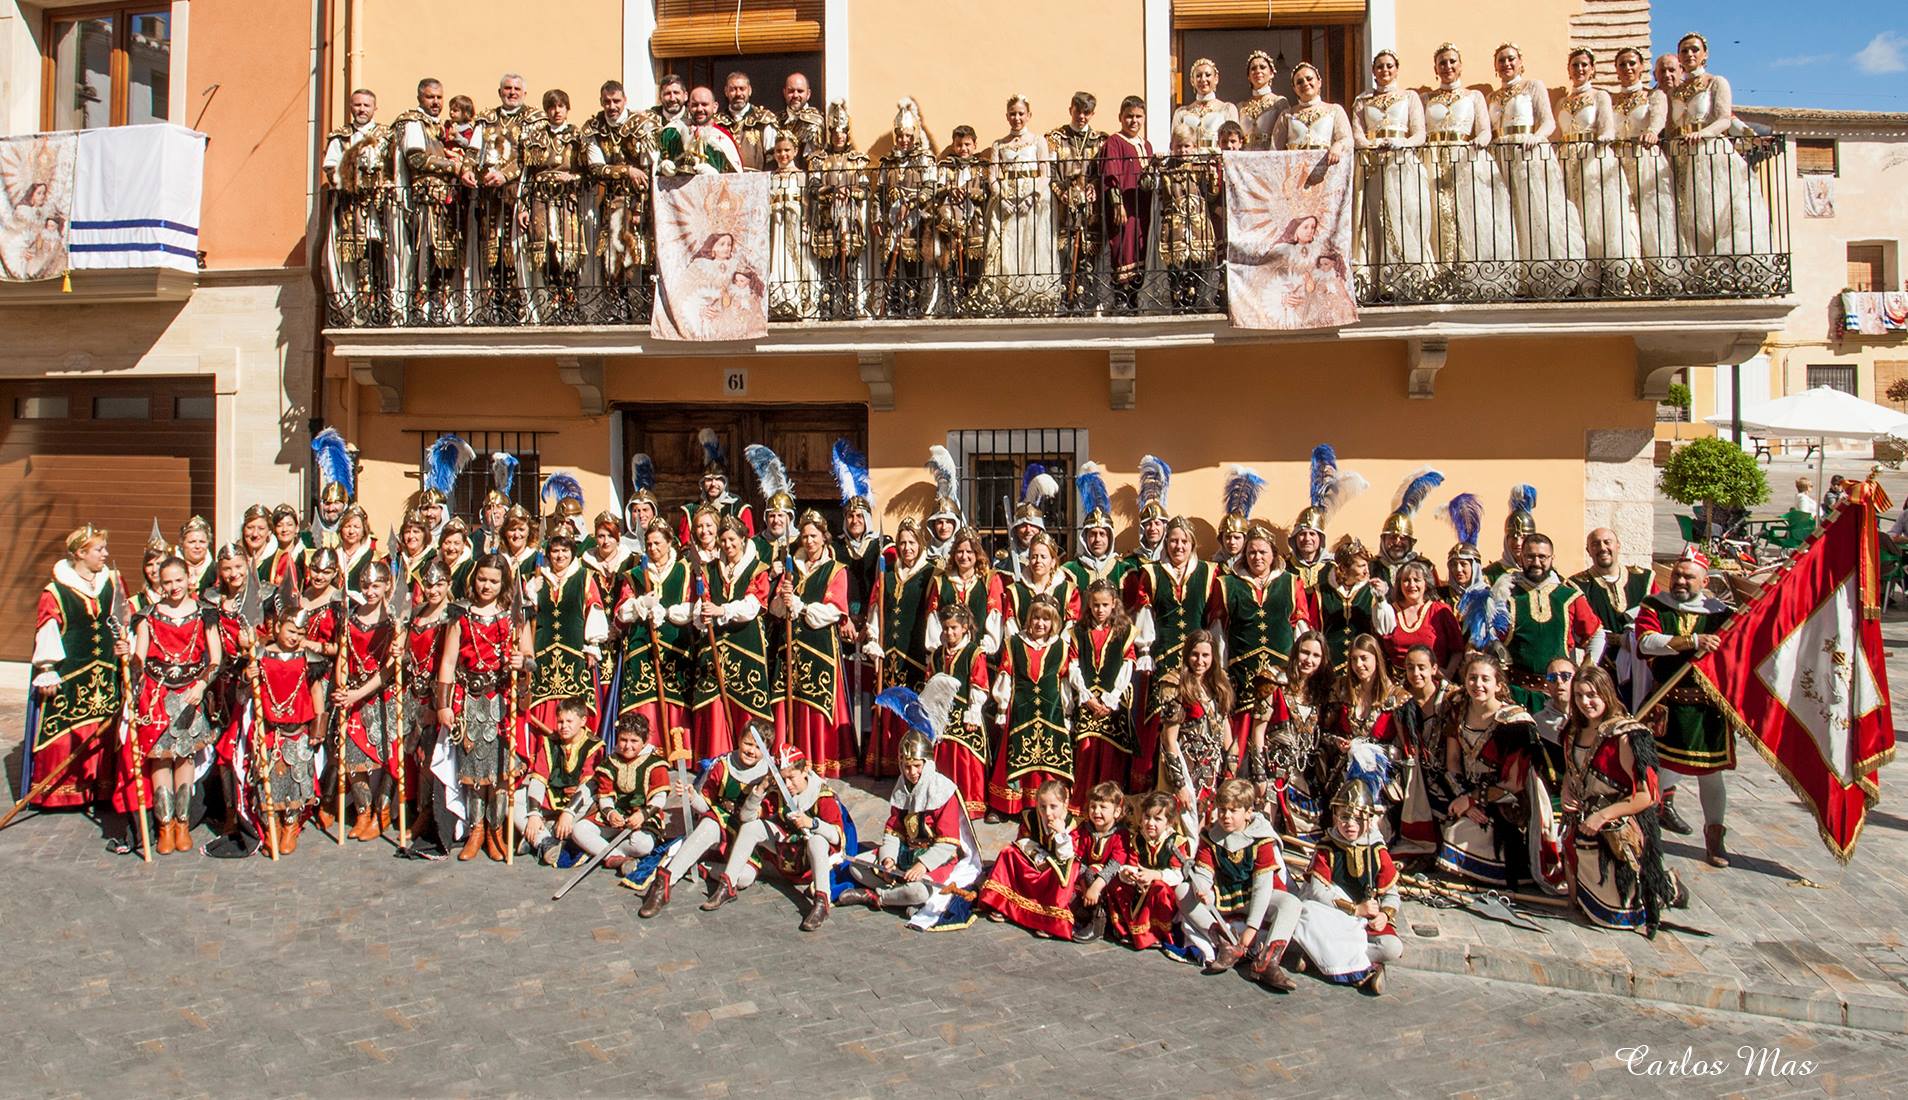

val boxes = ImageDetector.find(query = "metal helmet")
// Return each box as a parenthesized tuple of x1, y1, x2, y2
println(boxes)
(319, 481, 351, 506)
(765, 491, 796, 517)
(1293, 505, 1327, 537)
(898, 729, 934, 763)
(1138, 498, 1169, 523)
(928, 495, 962, 525)
(307, 546, 342, 575)
(414, 487, 448, 509)
(1011, 500, 1046, 531)
(1219, 513, 1248, 537)
(1329, 776, 1383, 817)
(1381, 510, 1415, 540)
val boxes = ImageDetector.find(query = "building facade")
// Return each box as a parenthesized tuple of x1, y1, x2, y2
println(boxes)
(3, 0, 1793, 665)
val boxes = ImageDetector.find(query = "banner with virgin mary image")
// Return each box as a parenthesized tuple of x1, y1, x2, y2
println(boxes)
(651, 171, 771, 341)
(1224, 151, 1357, 331)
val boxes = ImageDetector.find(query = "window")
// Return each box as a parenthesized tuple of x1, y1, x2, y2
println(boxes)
(14, 395, 70, 419)
(947, 428, 1088, 561)
(1173, 2, 1366, 111)
(44, 7, 171, 130)
(173, 395, 214, 420)
(92, 395, 150, 419)
(1807, 365, 1857, 395)
(650, 1, 823, 111)
(413, 430, 544, 520)
(1848, 244, 1885, 293)
(1796, 139, 1838, 177)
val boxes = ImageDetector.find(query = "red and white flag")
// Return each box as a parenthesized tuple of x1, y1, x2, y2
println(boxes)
(1690, 499, 1895, 861)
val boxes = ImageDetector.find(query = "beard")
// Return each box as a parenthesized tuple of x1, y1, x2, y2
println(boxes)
(1523, 565, 1548, 583)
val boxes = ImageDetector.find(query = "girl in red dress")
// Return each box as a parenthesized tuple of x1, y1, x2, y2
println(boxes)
(927, 604, 991, 816)
(402, 559, 457, 852)
(338, 561, 401, 842)
(1381, 560, 1463, 678)
(1247, 631, 1332, 848)
(436, 554, 533, 862)
(1322, 633, 1403, 840)
(1157, 630, 1234, 839)
(131, 556, 223, 855)
(1106, 790, 1192, 951)
(206, 544, 253, 837)
(924, 527, 1004, 659)
(978, 778, 1082, 938)
(1068, 580, 1136, 806)
(770, 512, 854, 777)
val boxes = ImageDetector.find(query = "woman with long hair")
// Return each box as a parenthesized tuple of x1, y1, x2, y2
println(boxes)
(924, 526, 1004, 658)
(613, 519, 694, 751)
(435, 553, 533, 862)
(1247, 630, 1332, 848)
(987, 594, 1072, 819)
(770, 511, 854, 777)
(1435, 650, 1564, 892)
(1157, 628, 1235, 839)
(1560, 664, 1682, 934)
(684, 517, 773, 761)
(1069, 580, 1136, 806)
(205, 543, 254, 837)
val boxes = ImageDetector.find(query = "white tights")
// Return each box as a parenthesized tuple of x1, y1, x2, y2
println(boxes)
(1661, 770, 1728, 828)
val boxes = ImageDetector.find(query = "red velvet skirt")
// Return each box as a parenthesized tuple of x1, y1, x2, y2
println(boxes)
(978, 844, 1079, 938)
(1106, 878, 1180, 950)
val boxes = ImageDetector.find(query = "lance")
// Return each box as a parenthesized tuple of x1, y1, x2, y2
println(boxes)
(115, 595, 154, 862)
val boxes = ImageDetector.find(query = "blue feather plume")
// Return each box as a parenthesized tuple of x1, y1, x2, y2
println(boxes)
(744, 444, 791, 500)
(831, 439, 870, 506)
(541, 471, 584, 508)
(629, 452, 655, 493)
(1393, 467, 1444, 518)
(1223, 465, 1266, 518)
(1075, 463, 1111, 517)
(1443, 492, 1482, 547)
(1459, 584, 1510, 650)
(698, 428, 724, 471)
(1020, 463, 1047, 501)
(1509, 483, 1537, 515)
(310, 427, 354, 499)
(490, 452, 518, 497)
(1138, 454, 1171, 510)
(422, 434, 475, 495)
(1309, 444, 1338, 510)
(1344, 740, 1395, 806)
(874, 686, 936, 741)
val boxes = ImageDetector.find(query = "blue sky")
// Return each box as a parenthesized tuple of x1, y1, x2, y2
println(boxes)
(1653, 1, 1907, 110)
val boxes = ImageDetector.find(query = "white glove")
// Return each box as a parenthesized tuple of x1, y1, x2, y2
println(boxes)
(861, 638, 884, 659)
(615, 598, 639, 625)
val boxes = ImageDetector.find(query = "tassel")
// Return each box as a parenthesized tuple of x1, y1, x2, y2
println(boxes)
(61, 270, 72, 293)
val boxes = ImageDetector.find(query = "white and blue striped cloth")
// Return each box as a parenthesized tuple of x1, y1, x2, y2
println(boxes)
(69, 123, 206, 273)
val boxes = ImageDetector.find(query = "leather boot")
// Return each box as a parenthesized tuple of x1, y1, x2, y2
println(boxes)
(282, 816, 301, 854)
(379, 805, 393, 833)
(484, 821, 508, 862)
(699, 874, 739, 911)
(316, 805, 336, 832)
(1704, 824, 1730, 867)
(1358, 962, 1386, 997)
(835, 887, 879, 909)
(638, 875, 671, 918)
(458, 821, 487, 861)
(347, 809, 369, 841)
(799, 893, 831, 932)
(173, 820, 194, 853)
(154, 818, 176, 855)
(1204, 926, 1247, 974)
(1658, 789, 1694, 835)
(1251, 939, 1298, 992)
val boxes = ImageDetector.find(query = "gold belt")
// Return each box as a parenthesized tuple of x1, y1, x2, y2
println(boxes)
(1427, 133, 1467, 144)
(1499, 123, 1535, 136)
(1560, 134, 1596, 143)
(1370, 128, 1409, 139)
(1001, 166, 1039, 179)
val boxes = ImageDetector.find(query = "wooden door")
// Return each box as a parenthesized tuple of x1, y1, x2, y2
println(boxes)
(621, 402, 868, 530)
(0, 378, 215, 660)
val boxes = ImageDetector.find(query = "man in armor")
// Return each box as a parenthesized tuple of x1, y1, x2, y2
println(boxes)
(1046, 92, 1105, 312)
(646, 73, 688, 130)
(321, 89, 398, 321)
(584, 79, 657, 316)
(1636, 552, 1735, 865)
(716, 71, 779, 171)
(807, 100, 869, 320)
(517, 89, 590, 322)
(393, 78, 475, 323)
(935, 125, 989, 312)
(876, 98, 936, 318)
(473, 72, 540, 317)
(780, 72, 824, 161)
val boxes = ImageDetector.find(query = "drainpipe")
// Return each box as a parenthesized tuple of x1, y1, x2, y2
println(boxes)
(307, 0, 334, 508)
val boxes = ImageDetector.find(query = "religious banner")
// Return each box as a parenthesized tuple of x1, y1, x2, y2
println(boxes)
(1842, 290, 1908, 335)
(650, 171, 771, 341)
(1689, 498, 1894, 861)
(1223, 151, 1357, 331)
(1802, 175, 1834, 219)
(0, 131, 78, 282)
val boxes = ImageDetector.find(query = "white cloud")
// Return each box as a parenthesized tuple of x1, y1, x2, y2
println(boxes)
(1854, 31, 1907, 75)
(1771, 53, 1834, 68)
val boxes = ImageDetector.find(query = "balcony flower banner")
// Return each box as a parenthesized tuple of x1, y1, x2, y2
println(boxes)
(1223, 151, 1357, 331)
(0, 131, 78, 282)
(651, 171, 771, 341)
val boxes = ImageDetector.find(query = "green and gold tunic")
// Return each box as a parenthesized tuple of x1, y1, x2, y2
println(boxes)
(616, 556, 694, 715)
(530, 564, 598, 711)
(692, 557, 772, 720)
(1213, 568, 1306, 699)
(1002, 634, 1073, 784)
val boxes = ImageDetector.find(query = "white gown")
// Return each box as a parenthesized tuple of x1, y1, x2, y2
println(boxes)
(1420, 85, 1510, 294)
(978, 131, 1060, 313)
(1488, 79, 1586, 295)
(1611, 83, 1679, 286)
(1557, 85, 1641, 295)
(1668, 69, 1772, 274)
(1171, 97, 1239, 152)
(766, 167, 819, 319)
(1352, 89, 1433, 295)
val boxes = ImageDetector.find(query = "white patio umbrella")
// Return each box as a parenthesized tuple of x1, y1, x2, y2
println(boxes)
(1705, 385, 1908, 506)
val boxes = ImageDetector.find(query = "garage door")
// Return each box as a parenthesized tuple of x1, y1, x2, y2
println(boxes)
(0, 379, 215, 661)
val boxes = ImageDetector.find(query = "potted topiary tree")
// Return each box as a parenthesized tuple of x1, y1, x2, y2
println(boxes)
(1665, 381, 1693, 442)
(1661, 435, 1770, 540)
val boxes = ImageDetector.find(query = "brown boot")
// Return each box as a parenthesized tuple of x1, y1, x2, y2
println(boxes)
(154, 818, 176, 855)
(316, 805, 335, 833)
(281, 817, 301, 854)
(484, 822, 508, 862)
(458, 821, 487, 861)
(1251, 940, 1298, 992)
(379, 805, 393, 833)
(173, 820, 194, 853)
(1704, 824, 1730, 867)
(638, 875, 671, 918)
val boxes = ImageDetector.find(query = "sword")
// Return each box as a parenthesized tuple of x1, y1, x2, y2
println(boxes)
(666, 723, 696, 838)
(552, 824, 635, 901)
(745, 723, 804, 839)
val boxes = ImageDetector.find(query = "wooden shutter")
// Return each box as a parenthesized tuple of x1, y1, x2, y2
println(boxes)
(1847, 245, 1884, 292)
(1172, 0, 1366, 28)
(650, 0, 823, 58)
(1795, 139, 1838, 176)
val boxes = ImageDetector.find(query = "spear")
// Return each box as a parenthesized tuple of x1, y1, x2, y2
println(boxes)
(239, 572, 280, 860)
(114, 594, 153, 862)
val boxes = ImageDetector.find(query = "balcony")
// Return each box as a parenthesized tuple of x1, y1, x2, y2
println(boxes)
(323, 138, 1794, 404)
(0, 123, 205, 307)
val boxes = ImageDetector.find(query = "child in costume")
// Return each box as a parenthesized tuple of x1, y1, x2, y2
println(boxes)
(1069, 780, 1131, 943)
(1292, 744, 1404, 995)
(1106, 791, 1191, 952)
(978, 778, 1081, 938)
(638, 720, 772, 917)
(518, 697, 603, 865)
(1181, 778, 1302, 991)
(583, 712, 672, 871)
(700, 745, 848, 932)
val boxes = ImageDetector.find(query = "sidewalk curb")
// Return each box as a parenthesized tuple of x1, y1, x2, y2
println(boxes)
(1396, 939, 1908, 1035)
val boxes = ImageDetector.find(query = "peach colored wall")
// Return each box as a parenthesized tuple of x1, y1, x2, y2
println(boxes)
(344, 336, 1649, 574)
(188, 0, 316, 268)
(847, 0, 1147, 152)
(345, 0, 623, 124)
(1395, 0, 1583, 90)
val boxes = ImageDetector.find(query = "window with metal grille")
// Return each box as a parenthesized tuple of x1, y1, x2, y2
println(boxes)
(410, 430, 545, 520)
(946, 429, 1088, 561)
(1795, 139, 1838, 177)
(1806, 365, 1858, 396)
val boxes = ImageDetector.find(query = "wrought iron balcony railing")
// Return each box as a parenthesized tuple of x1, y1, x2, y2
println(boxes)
(323, 138, 1792, 330)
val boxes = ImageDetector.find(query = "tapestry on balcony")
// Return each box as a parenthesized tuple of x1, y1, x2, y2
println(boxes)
(650, 171, 771, 341)
(1222, 151, 1356, 331)
(0, 131, 77, 282)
